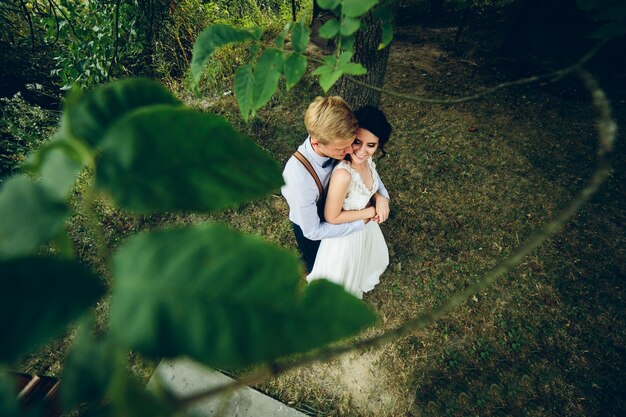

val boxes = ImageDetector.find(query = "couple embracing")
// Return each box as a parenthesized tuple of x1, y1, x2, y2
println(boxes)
(282, 96, 392, 299)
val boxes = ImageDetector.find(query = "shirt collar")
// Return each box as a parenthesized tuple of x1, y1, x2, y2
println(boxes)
(304, 136, 332, 168)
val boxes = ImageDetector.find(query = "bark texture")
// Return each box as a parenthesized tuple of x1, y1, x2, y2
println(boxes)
(331, 13, 391, 110)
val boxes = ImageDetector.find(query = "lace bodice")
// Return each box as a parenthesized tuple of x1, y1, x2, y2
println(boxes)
(334, 158, 379, 211)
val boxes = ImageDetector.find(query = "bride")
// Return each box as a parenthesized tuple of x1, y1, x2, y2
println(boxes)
(306, 106, 391, 299)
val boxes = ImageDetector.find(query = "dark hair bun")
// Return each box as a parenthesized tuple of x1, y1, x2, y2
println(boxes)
(354, 106, 392, 149)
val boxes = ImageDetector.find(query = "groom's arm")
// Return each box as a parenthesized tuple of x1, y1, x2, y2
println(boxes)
(282, 160, 365, 241)
(372, 172, 390, 223)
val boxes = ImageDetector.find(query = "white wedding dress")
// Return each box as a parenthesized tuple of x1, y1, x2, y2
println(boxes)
(307, 158, 389, 299)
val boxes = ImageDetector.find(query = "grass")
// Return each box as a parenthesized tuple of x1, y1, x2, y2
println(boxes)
(11, 7, 625, 417)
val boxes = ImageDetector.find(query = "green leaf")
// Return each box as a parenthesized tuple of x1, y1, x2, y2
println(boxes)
(318, 18, 340, 39)
(0, 176, 68, 258)
(40, 148, 82, 199)
(108, 366, 174, 417)
(312, 64, 333, 76)
(284, 53, 307, 90)
(109, 224, 376, 368)
(0, 257, 105, 362)
(191, 24, 261, 85)
(292, 21, 311, 54)
(61, 323, 121, 409)
(65, 78, 181, 148)
(319, 69, 344, 92)
(338, 51, 354, 65)
(96, 107, 283, 213)
(379, 20, 394, 49)
(275, 22, 292, 48)
(0, 373, 19, 416)
(342, 0, 379, 17)
(340, 62, 367, 75)
(323, 54, 338, 66)
(234, 64, 254, 121)
(252, 48, 284, 112)
(341, 34, 357, 53)
(341, 15, 361, 36)
(317, 0, 341, 10)
(372, 4, 393, 20)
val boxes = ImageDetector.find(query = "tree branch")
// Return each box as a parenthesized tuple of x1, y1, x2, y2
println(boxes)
(46, 0, 60, 45)
(17, 0, 35, 52)
(107, 0, 121, 81)
(49, 0, 81, 40)
(171, 69, 616, 409)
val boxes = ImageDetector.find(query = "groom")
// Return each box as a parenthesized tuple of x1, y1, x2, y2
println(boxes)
(281, 96, 390, 272)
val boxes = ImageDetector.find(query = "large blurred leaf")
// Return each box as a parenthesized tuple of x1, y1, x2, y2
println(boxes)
(96, 107, 283, 213)
(234, 64, 255, 121)
(252, 48, 284, 112)
(0, 176, 68, 258)
(284, 53, 307, 90)
(65, 78, 181, 148)
(61, 323, 121, 410)
(109, 224, 377, 368)
(291, 21, 311, 54)
(40, 148, 82, 199)
(0, 257, 105, 362)
(191, 24, 261, 85)
(108, 365, 175, 417)
(342, 0, 379, 17)
(0, 372, 19, 416)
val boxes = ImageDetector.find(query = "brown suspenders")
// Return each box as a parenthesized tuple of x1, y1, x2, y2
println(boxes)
(293, 151, 323, 196)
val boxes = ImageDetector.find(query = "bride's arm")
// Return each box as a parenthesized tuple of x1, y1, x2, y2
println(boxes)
(324, 169, 376, 225)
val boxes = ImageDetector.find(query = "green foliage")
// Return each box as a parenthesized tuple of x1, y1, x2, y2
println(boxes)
(37, 0, 144, 89)
(191, 24, 262, 86)
(0, 92, 58, 179)
(319, 18, 341, 38)
(109, 224, 376, 368)
(0, 74, 377, 414)
(252, 48, 285, 109)
(96, 106, 283, 213)
(0, 257, 104, 362)
(372, 5, 394, 50)
(193, 0, 393, 115)
(63, 78, 182, 149)
(61, 322, 128, 411)
(0, 176, 68, 257)
(193, 20, 312, 120)
(284, 53, 308, 90)
(291, 21, 311, 54)
(577, 0, 626, 39)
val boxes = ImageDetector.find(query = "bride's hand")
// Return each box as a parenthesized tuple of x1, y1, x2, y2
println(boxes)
(374, 196, 390, 223)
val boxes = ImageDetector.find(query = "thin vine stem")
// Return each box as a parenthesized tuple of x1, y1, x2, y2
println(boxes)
(173, 68, 616, 409)
(307, 39, 607, 104)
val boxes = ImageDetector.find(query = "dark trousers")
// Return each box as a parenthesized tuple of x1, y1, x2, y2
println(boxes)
(292, 222, 320, 273)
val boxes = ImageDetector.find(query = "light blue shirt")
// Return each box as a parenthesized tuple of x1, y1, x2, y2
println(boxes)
(281, 137, 390, 241)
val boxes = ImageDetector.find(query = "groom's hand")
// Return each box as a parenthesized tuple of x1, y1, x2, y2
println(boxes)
(374, 195, 390, 223)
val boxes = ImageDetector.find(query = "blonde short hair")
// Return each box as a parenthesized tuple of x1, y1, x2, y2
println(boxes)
(304, 96, 358, 145)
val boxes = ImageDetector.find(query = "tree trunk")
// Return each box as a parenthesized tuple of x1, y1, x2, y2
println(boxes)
(331, 13, 391, 109)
